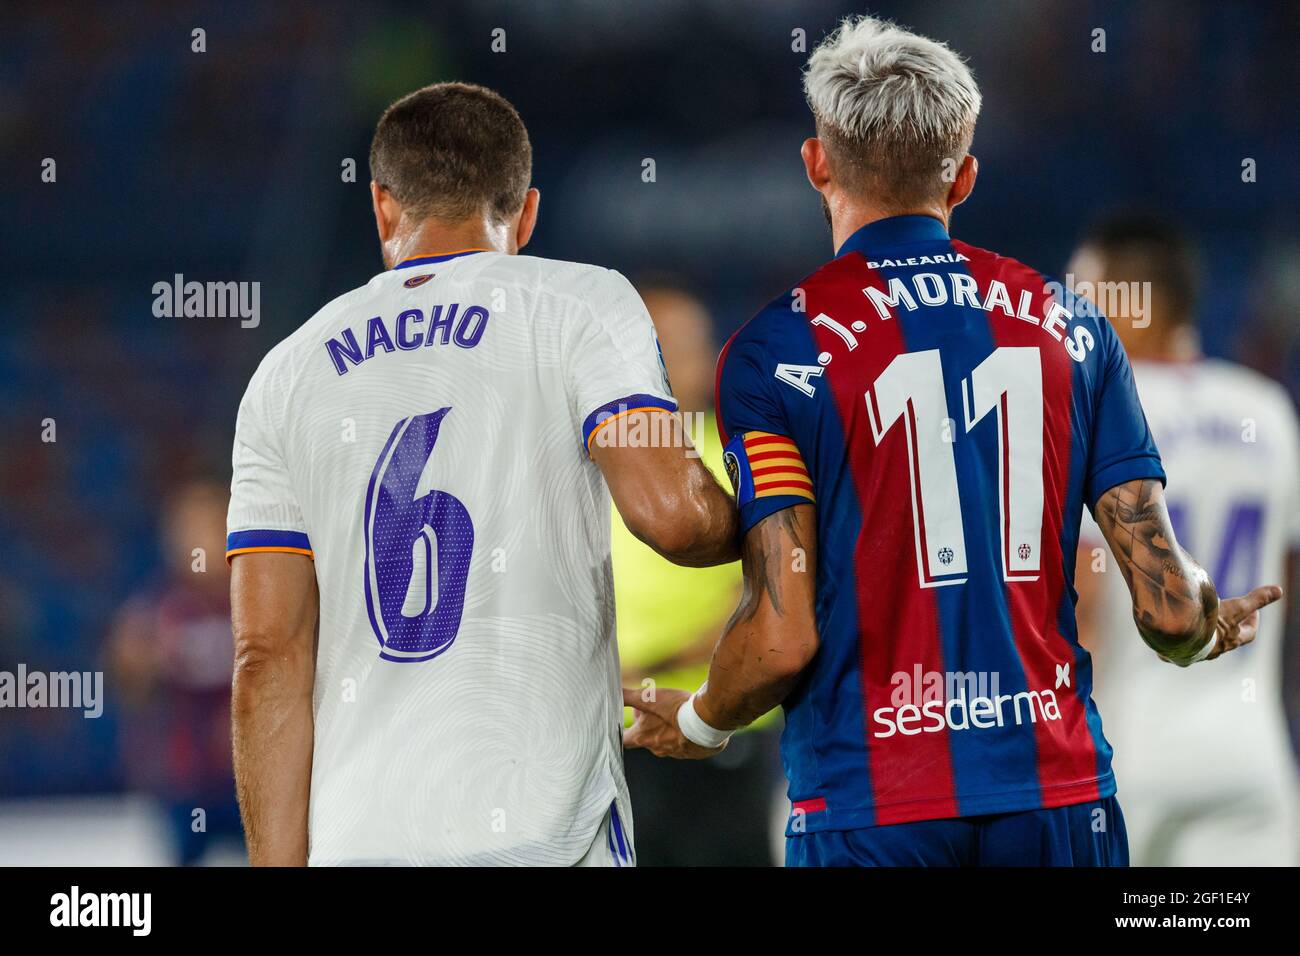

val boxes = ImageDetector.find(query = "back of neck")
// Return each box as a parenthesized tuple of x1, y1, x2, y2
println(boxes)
(384, 216, 508, 268)
(830, 198, 950, 252)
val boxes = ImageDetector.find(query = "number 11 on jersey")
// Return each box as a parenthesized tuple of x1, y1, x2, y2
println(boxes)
(865, 346, 1044, 589)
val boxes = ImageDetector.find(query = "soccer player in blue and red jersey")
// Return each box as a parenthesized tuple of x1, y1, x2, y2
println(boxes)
(623, 16, 1282, 866)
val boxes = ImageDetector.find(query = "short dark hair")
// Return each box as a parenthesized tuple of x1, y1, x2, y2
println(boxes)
(369, 82, 531, 223)
(1078, 212, 1200, 324)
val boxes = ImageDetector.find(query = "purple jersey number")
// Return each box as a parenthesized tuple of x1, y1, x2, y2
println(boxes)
(364, 408, 474, 662)
(1167, 498, 1264, 653)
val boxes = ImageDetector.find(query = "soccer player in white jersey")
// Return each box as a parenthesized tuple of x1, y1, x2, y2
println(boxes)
(225, 83, 739, 866)
(1070, 215, 1300, 865)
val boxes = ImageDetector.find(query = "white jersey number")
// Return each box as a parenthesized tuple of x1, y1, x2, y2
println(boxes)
(865, 346, 1044, 588)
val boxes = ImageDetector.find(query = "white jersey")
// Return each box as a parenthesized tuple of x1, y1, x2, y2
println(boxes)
(226, 249, 674, 865)
(1082, 358, 1300, 862)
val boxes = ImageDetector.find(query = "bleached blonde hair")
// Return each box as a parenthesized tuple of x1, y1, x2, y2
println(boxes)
(803, 16, 981, 209)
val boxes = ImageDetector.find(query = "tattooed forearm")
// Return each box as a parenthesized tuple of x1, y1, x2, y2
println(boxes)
(698, 505, 819, 729)
(728, 507, 805, 626)
(1093, 478, 1218, 662)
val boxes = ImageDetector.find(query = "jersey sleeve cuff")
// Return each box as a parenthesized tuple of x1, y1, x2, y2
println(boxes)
(1085, 456, 1166, 509)
(226, 529, 314, 562)
(723, 431, 814, 533)
(583, 393, 678, 454)
(738, 496, 811, 535)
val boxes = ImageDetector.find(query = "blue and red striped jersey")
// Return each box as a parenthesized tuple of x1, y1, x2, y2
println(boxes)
(716, 215, 1164, 832)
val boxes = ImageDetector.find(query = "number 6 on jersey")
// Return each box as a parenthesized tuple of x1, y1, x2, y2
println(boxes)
(363, 407, 474, 663)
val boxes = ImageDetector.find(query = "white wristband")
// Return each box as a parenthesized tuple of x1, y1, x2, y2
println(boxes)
(676, 691, 732, 749)
(1189, 631, 1219, 663)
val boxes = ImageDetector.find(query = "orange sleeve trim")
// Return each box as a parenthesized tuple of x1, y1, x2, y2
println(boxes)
(586, 405, 677, 449)
(226, 546, 315, 563)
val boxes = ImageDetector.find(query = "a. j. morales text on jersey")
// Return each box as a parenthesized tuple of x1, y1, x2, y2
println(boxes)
(324, 300, 490, 375)
(855, 253, 1095, 363)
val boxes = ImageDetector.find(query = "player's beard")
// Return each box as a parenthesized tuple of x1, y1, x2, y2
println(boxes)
(821, 195, 832, 229)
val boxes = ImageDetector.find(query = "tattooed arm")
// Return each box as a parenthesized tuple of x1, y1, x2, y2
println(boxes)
(694, 504, 819, 726)
(1093, 478, 1282, 666)
(623, 504, 818, 757)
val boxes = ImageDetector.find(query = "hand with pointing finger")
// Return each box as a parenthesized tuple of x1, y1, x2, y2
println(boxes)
(1159, 585, 1283, 666)
(1205, 585, 1282, 661)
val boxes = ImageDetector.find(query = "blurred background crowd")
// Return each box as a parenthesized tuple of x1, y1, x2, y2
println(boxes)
(0, 0, 1297, 864)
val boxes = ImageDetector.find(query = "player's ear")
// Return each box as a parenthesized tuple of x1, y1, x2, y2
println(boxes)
(948, 154, 977, 210)
(512, 187, 540, 253)
(801, 138, 831, 194)
(371, 181, 400, 243)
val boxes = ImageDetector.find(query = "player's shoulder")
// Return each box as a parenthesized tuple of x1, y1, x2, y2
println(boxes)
(721, 242, 963, 368)
(958, 241, 1120, 372)
(474, 253, 649, 334)
(720, 256, 848, 366)
(943, 237, 1084, 306)
(240, 280, 383, 401)
(953, 238, 1104, 319)
(476, 251, 635, 304)
(1194, 359, 1298, 419)
(947, 237, 1048, 287)
(1194, 356, 1286, 391)
(1190, 360, 1300, 469)
(1140, 356, 1293, 408)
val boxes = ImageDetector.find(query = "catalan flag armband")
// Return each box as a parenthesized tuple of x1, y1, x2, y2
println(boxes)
(722, 431, 814, 532)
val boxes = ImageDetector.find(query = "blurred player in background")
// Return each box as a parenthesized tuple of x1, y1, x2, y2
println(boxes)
(614, 281, 779, 866)
(624, 16, 1282, 867)
(108, 478, 243, 864)
(1070, 215, 1300, 865)
(615, 283, 739, 691)
(226, 83, 739, 866)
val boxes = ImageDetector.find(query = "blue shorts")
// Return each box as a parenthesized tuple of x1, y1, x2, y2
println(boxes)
(786, 796, 1128, 867)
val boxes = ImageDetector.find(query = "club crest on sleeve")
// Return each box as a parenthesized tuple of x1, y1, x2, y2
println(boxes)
(723, 449, 741, 493)
(654, 337, 672, 394)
